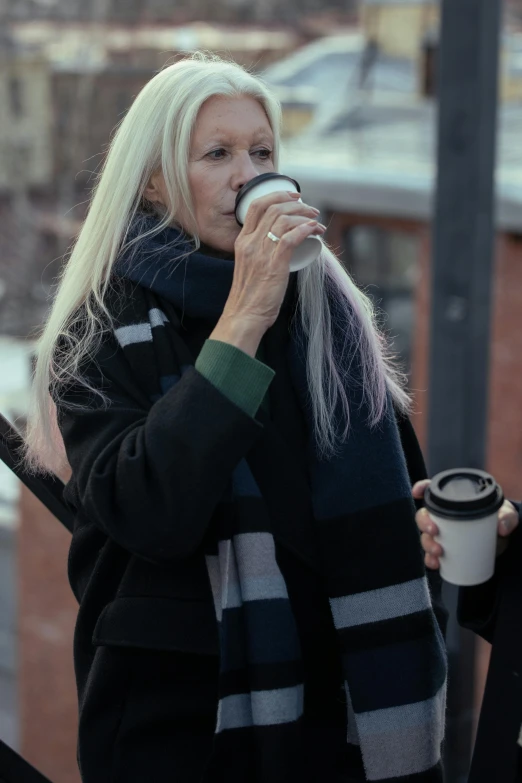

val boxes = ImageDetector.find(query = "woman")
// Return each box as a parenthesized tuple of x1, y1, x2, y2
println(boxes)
(415, 480, 521, 783)
(26, 53, 447, 783)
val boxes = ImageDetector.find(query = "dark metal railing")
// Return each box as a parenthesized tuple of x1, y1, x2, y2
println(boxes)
(0, 415, 73, 533)
(0, 737, 53, 783)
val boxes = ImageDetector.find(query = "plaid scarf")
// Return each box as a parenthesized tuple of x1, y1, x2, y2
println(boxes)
(113, 219, 447, 782)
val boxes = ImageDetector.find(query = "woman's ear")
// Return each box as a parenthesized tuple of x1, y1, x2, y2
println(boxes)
(143, 169, 166, 206)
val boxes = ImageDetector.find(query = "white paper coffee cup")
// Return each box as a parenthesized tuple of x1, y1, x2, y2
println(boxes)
(424, 468, 503, 587)
(234, 173, 322, 273)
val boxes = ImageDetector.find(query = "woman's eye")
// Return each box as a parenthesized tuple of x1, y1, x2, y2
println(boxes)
(253, 149, 272, 160)
(207, 149, 227, 160)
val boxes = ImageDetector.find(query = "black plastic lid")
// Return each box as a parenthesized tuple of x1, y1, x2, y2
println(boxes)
(234, 173, 301, 225)
(424, 468, 503, 521)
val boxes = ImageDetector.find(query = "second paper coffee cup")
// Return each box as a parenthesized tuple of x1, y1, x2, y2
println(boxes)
(424, 468, 504, 586)
(234, 173, 322, 273)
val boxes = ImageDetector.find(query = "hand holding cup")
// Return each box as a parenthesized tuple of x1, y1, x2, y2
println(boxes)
(229, 189, 325, 328)
(235, 173, 324, 273)
(211, 187, 326, 357)
(413, 478, 519, 572)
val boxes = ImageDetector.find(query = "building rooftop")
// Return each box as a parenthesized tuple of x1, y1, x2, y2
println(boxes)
(264, 34, 522, 231)
(11, 21, 299, 72)
(264, 33, 417, 99)
(362, 0, 436, 5)
(280, 100, 522, 232)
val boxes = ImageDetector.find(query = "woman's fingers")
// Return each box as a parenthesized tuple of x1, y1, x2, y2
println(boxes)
(412, 478, 431, 500)
(416, 505, 442, 571)
(239, 191, 295, 234)
(416, 506, 439, 536)
(413, 480, 442, 572)
(424, 552, 441, 570)
(273, 221, 325, 255)
(242, 191, 319, 234)
(498, 500, 519, 537)
(269, 214, 326, 240)
(421, 531, 442, 556)
(265, 198, 320, 221)
(420, 531, 442, 571)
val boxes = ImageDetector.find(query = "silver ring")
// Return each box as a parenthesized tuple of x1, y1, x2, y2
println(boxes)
(267, 231, 280, 243)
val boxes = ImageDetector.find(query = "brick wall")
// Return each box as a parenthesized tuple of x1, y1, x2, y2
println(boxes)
(18, 485, 79, 783)
(411, 228, 522, 497)
(487, 233, 522, 498)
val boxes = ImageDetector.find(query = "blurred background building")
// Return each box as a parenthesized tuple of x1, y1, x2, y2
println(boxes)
(0, 0, 521, 781)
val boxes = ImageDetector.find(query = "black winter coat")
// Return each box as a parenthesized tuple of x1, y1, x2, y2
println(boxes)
(458, 518, 522, 783)
(58, 289, 446, 782)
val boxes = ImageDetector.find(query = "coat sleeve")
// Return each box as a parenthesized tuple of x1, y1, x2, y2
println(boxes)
(57, 334, 264, 564)
(396, 411, 449, 639)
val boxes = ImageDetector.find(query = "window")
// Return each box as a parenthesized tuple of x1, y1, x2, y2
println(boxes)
(343, 225, 420, 372)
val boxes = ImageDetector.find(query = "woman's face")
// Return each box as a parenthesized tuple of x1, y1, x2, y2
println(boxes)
(146, 94, 275, 253)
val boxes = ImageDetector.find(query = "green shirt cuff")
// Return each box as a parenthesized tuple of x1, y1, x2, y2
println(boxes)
(195, 339, 274, 418)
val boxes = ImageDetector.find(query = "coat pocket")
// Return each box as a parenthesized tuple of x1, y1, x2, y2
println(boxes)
(92, 595, 219, 655)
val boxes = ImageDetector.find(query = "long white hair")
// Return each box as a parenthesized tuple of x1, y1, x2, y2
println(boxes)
(24, 51, 410, 476)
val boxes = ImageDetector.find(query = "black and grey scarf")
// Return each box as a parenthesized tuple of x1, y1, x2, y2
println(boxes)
(113, 219, 447, 782)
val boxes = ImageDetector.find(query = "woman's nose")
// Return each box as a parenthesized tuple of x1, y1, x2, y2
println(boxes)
(231, 152, 260, 192)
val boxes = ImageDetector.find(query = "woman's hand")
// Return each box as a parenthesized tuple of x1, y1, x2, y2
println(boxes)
(210, 191, 325, 356)
(412, 479, 520, 570)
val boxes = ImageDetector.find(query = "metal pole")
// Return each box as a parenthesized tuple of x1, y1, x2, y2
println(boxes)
(428, 0, 502, 780)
